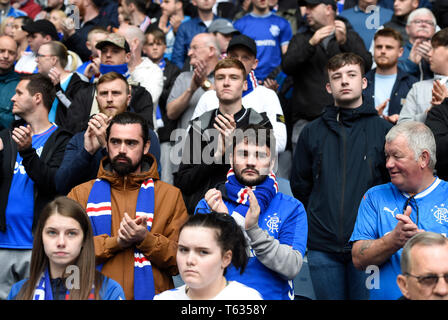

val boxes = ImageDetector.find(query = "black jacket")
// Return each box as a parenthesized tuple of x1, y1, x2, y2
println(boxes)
(290, 102, 392, 253)
(63, 14, 113, 62)
(174, 107, 272, 215)
(64, 82, 154, 134)
(54, 72, 91, 129)
(425, 98, 448, 180)
(282, 17, 372, 123)
(0, 121, 72, 232)
(157, 59, 181, 143)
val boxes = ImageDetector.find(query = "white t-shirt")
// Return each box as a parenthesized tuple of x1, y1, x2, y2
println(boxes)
(153, 281, 263, 300)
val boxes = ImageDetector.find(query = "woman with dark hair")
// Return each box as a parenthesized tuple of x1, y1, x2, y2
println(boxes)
(7, 196, 125, 300)
(154, 211, 263, 300)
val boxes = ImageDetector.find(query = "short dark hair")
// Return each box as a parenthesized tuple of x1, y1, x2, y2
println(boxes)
(21, 73, 56, 112)
(326, 52, 366, 77)
(106, 112, 149, 144)
(145, 28, 166, 45)
(180, 212, 248, 275)
(431, 28, 448, 48)
(15, 15, 32, 27)
(374, 27, 403, 47)
(231, 123, 275, 157)
(124, 0, 147, 14)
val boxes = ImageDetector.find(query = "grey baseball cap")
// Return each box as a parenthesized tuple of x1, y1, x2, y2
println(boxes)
(208, 19, 240, 35)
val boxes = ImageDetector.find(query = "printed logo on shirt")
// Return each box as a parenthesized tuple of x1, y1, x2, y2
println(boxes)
(431, 204, 448, 224)
(256, 39, 276, 47)
(269, 24, 280, 37)
(264, 212, 281, 233)
(383, 207, 397, 218)
(14, 161, 26, 175)
(35, 146, 43, 157)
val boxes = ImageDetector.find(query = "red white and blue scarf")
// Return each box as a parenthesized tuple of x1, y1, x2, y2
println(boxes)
(33, 268, 95, 300)
(243, 71, 258, 98)
(224, 168, 278, 224)
(86, 178, 155, 300)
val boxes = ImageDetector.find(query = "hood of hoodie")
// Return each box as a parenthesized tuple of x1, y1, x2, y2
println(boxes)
(97, 153, 159, 190)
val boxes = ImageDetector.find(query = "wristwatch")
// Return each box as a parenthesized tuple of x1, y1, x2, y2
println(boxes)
(201, 79, 212, 91)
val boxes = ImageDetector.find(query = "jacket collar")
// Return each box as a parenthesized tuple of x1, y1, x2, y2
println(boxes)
(97, 153, 159, 190)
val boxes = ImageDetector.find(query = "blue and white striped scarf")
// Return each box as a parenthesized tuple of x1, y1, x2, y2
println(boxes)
(33, 268, 95, 300)
(86, 178, 155, 300)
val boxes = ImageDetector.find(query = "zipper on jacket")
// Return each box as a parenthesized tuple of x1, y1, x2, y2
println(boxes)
(338, 119, 347, 252)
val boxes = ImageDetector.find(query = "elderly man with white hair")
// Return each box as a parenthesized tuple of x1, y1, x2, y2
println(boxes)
(401, 7, 439, 80)
(398, 27, 448, 123)
(350, 121, 448, 300)
(118, 24, 163, 124)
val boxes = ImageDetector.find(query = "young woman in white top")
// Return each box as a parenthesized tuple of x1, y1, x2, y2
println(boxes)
(154, 211, 263, 300)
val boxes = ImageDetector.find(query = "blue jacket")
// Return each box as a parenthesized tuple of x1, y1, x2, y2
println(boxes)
(195, 190, 307, 300)
(364, 67, 418, 116)
(398, 41, 433, 81)
(7, 276, 125, 300)
(290, 102, 392, 253)
(171, 15, 218, 70)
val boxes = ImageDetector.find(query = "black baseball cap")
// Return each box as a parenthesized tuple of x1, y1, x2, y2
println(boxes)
(22, 19, 59, 40)
(227, 34, 257, 57)
(298, 0, 337, 10)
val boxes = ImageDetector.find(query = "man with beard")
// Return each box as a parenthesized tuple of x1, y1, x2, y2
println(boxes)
(0, 35, 20, 130)
(290, 52, 392, 300)
(364, 28, 417, 124)
(195, 123, 307, 300)
(55, 72, 160, 195)
(173, 58, 272, 215)
(65, 33, 154, 134)
(68, 111, 188, 300)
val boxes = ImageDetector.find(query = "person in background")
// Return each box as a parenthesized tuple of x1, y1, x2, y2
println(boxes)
(0, 35, 20, 130)
(396, 232, 448, 300)
(143, 28, 181, 184)
(0, 74, 72, 300)
(351, 121, 448, 300)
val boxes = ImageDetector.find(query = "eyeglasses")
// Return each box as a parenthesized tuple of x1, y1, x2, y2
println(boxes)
(36, 53, 54, 59)
(405, 273, 448, 288)
(410, 19, 435, 27)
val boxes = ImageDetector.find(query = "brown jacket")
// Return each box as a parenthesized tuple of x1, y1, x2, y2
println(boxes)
(68, 154, 188, 300)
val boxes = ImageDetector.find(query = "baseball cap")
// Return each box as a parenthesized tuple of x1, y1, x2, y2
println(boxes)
(208, 19, 240, 35)
(96, 33, 130, 53)
(22, 20, 58, 40)
(298, 0, 337, 10)
(227, 34, 257, 57)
